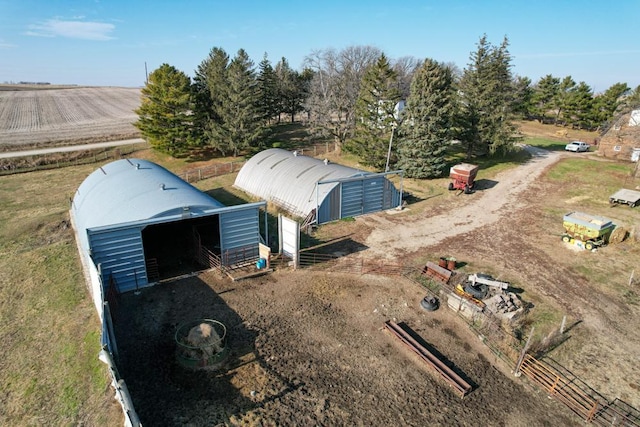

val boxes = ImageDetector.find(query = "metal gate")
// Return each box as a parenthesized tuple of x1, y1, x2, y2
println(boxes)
(519, 354, 640, 426)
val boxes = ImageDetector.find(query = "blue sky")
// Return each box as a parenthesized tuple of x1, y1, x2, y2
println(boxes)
(1, 0, 638, 93)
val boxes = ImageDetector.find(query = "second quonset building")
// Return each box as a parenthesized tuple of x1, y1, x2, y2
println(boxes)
(234, 148, 403, 224)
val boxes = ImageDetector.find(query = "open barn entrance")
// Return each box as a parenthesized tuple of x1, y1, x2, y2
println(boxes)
(142, 215, 220, 281)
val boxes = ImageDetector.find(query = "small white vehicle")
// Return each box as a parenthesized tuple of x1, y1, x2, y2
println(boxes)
(565, 141, 590, 152)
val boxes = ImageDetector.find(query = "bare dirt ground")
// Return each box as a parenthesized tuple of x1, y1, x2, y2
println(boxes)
(108, 145, 640, 426)
(114, 270, 578, 427)
(0, 86, 140, 150)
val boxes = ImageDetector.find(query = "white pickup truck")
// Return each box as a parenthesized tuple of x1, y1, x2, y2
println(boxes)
(564, 141, 590, 152)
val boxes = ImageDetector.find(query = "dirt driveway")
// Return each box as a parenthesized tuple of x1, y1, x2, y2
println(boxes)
(362, 145, 560, 258)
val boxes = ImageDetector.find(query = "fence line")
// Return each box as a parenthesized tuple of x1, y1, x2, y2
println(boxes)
(520, 354, 640, 426)
(178, 142, 337, 184)
(293, 251, 639, 425)
(0, 143, 146, 175)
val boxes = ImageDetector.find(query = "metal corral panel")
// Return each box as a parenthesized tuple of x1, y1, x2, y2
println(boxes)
(88, 226, 147, 293)
(220, 205, 260, 252)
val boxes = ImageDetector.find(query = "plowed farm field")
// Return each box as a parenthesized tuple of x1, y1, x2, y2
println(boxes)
(0, 86, 141, 150)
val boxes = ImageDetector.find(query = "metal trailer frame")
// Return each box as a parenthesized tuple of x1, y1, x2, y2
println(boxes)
(609, 188, 640, 208)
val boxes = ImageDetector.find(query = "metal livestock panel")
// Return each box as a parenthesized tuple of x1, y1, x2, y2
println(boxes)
(88, 226, 147, 294)
(219, 205, 260, 252)
(340, 180, 365, 218)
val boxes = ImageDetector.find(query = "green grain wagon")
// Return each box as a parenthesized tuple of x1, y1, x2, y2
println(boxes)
(561, 211, 615, 250)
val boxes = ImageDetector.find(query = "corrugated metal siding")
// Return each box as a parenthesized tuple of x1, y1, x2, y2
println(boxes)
(383, 179, 395, 209)
(88, 227, 147, 293)
(73, 158, 224, 231)
(318, 186, 341, 223)
(362, 176, 385, 214)
(234, 149, 363, 218)
(220, 206, 260, 252)
(236, 149, 402, 224)
(341, 180, 364, 218)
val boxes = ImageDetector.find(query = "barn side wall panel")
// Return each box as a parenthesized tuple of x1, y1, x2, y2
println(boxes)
(88, 227, 148, 293)
(219, 206, 261, 263)
(340, 180, 365, 218)
(362, 176, 385, 214)
(318, 186, 341, 224)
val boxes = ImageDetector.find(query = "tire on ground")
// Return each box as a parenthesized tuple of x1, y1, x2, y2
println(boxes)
(420, 296, 439, 311)
(463, 282, 488, 299)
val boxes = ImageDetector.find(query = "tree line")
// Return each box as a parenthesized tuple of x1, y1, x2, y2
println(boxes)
(135, 35, 640, 179)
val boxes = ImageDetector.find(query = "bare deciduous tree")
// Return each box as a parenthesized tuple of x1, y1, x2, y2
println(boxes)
(392, 56, 422, 99)
(303, 45, 382, 153)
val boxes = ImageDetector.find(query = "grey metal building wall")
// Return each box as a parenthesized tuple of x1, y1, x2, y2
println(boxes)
(220, 207, 260, 251)
(88, 226, 147, 293)
(316, 174, 402, 224)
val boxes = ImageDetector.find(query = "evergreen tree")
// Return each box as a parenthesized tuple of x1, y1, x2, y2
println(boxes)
(623, 85, 640, 111)
(512, 75, 534, 119)
(397, 58, 456, 178)
(348, 54, 400, 169)
(257, 54, 279, 123)
(208, 49, 265, 156)
(457, 35, 520, 157)
(554, 76, 576, 124)
(275, 58, 307, 122)
(564, 81, 593, 129)
(531, 74, 560, 122)
(135, 63, 193, 156)
(193, 47, 230, 149)
(593, 82, 629, 128)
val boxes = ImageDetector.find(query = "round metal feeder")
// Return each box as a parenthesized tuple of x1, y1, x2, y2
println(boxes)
(175, 319, 230, 370)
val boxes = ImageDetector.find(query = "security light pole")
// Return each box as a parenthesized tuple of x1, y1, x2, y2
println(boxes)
(385, 122, 397, 173)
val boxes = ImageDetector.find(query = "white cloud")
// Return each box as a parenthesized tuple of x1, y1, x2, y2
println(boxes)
(27, 19, 115, 41)
(0, 39, 17, 49)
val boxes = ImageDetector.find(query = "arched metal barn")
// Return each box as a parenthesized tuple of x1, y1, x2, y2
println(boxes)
(234, 148, 402, 225)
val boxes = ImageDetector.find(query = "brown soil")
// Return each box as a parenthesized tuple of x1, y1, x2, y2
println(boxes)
(0, 87, 140, 150)
(114, 270, 578, 426)
(109, 145, 640, 426)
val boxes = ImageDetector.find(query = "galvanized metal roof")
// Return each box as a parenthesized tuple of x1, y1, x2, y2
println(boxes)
(72, 158, 225, 235)
(234, 148, 368, 217)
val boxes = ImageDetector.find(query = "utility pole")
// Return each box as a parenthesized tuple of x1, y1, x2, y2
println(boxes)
(384, 124, 395, 173)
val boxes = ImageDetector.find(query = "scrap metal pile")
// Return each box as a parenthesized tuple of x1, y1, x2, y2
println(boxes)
(421, 261, 525, 321)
